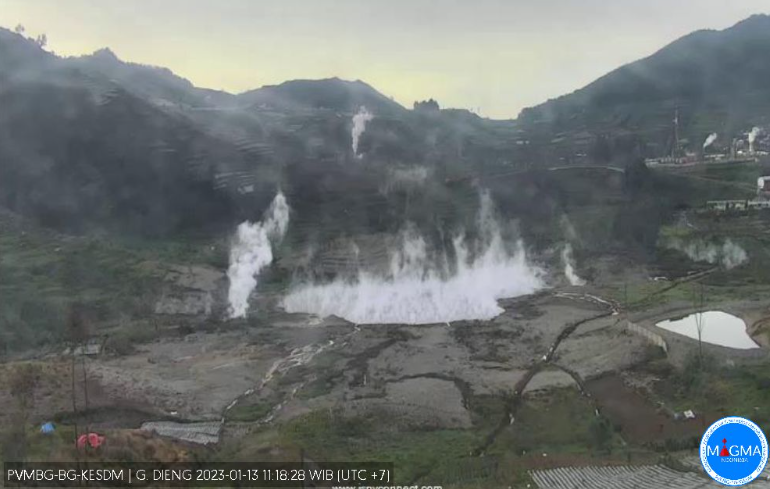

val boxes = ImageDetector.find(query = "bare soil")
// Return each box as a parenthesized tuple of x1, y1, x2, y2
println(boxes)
(585, 374, 710, 445)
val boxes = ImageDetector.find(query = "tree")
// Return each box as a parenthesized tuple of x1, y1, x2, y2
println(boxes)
(693, 283, 706, 368)
(66, 304, 92, 452)
(589, 134, 612, 164)
(413, 99, 440, 112)
(624, 157, 651, 196)
(13, 24, 25, 35)
(10, 363, 41, 419)
(66, 303, 91, 346)
(589, 415, 613, 454)
(35, 34, 47, 49)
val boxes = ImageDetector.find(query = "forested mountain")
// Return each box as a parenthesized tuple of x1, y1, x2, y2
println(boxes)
(519, 15, 770, 145)
(0, 26, 523, 239)
(1, 15, 769, 240)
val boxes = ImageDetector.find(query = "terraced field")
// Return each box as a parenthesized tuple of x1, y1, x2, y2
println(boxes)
(531, 465, 770, 488)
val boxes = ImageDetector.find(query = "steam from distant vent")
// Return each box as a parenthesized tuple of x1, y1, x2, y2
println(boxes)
(227, 192, 290, 318)
(282, 192, 544, 324)
(703, 133, 717, 150)
(663, 236, 747, 270)
(351, 106, 374, 157)
(719, 239, 749, 269)
(749, 127, 762, 153)
(561, 244, 585, 286)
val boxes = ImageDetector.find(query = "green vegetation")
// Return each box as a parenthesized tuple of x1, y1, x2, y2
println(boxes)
(221, 388, 628, 486)
(601, 213, 770, 310)
(698, 162, 767, 186)
(226, 403, 274, 422)
(609, 276, 770, 312)
(0, 214, 220, 352)
(490, 388, 623, 457)
(279, 409, 482, 485)
(1, 423, 77, 463)
(659, 355, 770, 433)
(223, 395, 575, 487)
(520, 15, 770, 146)
(296, 376, 340, 400)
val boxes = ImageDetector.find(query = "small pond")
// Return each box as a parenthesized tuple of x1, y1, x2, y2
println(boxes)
(655, 311, 759, 350)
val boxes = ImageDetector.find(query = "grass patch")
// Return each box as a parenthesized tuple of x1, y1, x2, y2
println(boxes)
(490, 388, 621, 457)
(656, 355, 770, 433)
(222, 390, 622, 485)
(283, 413, 480, 484)
(670, 160, 768, 187)
(0, 214, 224, 352)
(466, 394, 508, 432)
(296, 377, 337, 400)
(1, 423, 78, 463)
(226, 403, 274, 422)
(229, 408, 490, 486)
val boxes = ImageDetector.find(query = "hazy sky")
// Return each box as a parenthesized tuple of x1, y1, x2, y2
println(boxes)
(1, 0, 768, 118)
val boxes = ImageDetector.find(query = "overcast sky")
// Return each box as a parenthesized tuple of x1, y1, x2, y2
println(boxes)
(1, 0, 768, 118)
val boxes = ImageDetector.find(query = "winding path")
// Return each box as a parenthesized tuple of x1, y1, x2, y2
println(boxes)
(473, 293, 617, 455)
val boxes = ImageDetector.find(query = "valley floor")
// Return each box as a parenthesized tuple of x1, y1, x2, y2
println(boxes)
(4, 257, 770, 487)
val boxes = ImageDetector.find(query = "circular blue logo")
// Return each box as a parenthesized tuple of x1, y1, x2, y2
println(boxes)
(700, 416, 768, 486)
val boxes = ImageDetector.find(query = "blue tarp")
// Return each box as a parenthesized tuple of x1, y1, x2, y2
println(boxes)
(40, 422, 55, 434)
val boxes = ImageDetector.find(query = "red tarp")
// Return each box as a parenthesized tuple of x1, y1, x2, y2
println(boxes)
(76, 433, 105, 449)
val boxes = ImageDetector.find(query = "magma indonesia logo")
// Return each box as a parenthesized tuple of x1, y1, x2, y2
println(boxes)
(701, 417, 769, 486)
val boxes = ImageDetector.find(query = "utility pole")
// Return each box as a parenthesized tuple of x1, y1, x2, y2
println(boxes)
(300, 449, 305, 489)
(695, 282, 705, 368)
(623, 281, 628, 309)
(672, 108, 680, 158)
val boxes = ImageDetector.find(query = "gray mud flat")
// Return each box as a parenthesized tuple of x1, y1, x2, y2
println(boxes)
(57, 292, 656, 443)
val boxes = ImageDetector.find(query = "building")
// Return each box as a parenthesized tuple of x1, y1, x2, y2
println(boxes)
(748, 200, 770, 210)
(758, 176, 770, 192)
(706, 199, 770, 212)
(706, 200, 748, 212)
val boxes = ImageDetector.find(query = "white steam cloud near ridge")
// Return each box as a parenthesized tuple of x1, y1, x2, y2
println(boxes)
(351, 106, 374, 157)
(227, 192, 290, 318)
(281, 192, 544, 324)
(703, 133, 717, 150)
(749, 127, 762, 153)
(663, 237, 748, 270)
(561, 244, 586, 286)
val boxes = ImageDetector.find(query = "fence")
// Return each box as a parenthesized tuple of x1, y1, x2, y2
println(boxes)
(624, 320, 668, 354)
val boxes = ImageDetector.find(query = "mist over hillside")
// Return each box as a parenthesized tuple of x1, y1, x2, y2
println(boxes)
(0, 15, 767, 253)
(0, 25, 533, 241)
(519, 15, 770, 148)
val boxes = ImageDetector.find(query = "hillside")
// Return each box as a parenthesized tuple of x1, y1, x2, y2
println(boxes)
(519, 14, 770, 147)
(1, 16, 768, 250)
(238, 78, 405, 115)
(72, 48, 237, 109)
(0, 26, 531, 241)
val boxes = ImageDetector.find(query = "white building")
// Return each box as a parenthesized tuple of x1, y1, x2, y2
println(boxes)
(758, 176, 770, 192)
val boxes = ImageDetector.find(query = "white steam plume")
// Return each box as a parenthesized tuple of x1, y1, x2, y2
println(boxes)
(282, 192, 543, 324)
(227, 192, 290, 318)
(561, 244, 586, 286)
(351, 106, 374, 157)
(663, 237, 747, 270)
(703, 133, 717, 150)
(749, 127, 762, 153)
(720, 239, 749, 269)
